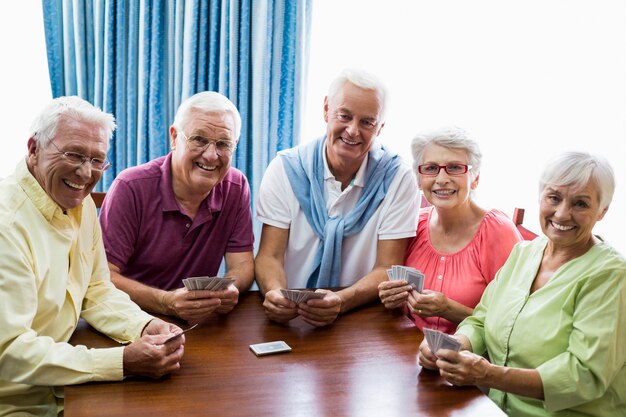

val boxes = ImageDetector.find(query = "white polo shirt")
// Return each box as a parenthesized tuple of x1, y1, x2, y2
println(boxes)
(256, 146, 419, 288)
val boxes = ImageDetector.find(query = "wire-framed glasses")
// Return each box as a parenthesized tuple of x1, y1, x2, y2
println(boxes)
(179, 131, 236, 157)
(49, 141, 111, 171)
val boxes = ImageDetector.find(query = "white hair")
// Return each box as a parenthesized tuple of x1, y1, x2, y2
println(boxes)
(327, 68, 387, 122)
(172, 91, 242, 140)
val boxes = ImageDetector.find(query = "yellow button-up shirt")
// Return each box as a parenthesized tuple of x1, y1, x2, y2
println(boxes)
(0, 159, 153, 416)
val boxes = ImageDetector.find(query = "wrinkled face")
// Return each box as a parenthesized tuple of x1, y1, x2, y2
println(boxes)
(27, 116, 108, 210)
(539, 181, 607, 249)
(170, 109, 236, 194)
(417, 144, 478, 209)
(324, 81, 384, 170)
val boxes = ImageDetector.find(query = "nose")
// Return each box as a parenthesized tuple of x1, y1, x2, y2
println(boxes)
(202, 142, 219, 158)
(553, 202, 571, 219)
(345, 119, 360, 137)
(75, 161, 93, 178)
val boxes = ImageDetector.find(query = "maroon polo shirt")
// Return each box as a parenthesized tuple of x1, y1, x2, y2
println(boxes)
(99, 154, 254, 290)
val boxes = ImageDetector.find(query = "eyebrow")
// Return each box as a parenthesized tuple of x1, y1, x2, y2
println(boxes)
(545, 187, 593, 200)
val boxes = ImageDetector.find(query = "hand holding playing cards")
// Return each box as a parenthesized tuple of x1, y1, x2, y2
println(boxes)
(418, 338, 439, 370)
(378, 280, 413, 310)
(162, 287, 221, 323)
(408, 289, 449, 318)
(263, 288, 300, 323)
(436, 348, 492, 387)
(214, 284, 239, 314)
(296, 289, 341, 327)
(123, 318, 185, 378)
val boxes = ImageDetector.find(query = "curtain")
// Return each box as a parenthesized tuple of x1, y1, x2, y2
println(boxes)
(41, 0, 311, 196)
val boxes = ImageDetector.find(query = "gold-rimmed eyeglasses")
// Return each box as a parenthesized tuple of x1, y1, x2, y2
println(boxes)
(49, 141, 111, 171)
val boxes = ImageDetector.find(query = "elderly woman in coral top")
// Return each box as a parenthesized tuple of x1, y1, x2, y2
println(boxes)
(378, 127, 522, 334)
(420, 151, 626, 417)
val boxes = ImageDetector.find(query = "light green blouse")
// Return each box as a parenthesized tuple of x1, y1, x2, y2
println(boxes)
(456, 236, 626, 417)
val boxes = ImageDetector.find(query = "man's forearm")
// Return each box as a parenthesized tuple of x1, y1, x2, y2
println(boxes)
(254, 255, 288, 295)
(110, 270, 169, 315)
(336, 267, 387, 313)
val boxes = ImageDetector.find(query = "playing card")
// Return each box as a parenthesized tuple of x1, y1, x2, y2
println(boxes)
(183, 276, 235, 291)
(280, 289, 325, 304)
(423, 328, 461, 356)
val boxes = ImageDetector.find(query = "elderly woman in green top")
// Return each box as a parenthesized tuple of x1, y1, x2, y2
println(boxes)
(418, 151, 626, 417)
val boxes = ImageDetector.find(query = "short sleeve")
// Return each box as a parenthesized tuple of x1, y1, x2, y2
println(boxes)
(377, 164, 419, 240)
(99, 179, 140, 269)
(479, 210, 523, 284)
(256, 157, 294, 229)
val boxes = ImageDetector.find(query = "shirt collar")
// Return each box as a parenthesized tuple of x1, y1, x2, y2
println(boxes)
(160, 152, 223, 216)
(16, 158, 80, 222)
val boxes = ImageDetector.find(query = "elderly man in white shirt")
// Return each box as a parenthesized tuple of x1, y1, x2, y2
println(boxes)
(255, 68, 418, 327)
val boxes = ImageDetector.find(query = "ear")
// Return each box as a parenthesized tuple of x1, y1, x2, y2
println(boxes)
(323, 96, 329, 123)
(597, 206, 609, 222)
(169, 126, 178, 150)
(27, 138, 39, 165)
(375, 121, 385, 137)
(471, 172, 480, 189)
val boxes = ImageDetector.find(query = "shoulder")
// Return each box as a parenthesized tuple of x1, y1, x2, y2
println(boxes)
(115, 156, 167, 184)
(480, 209, 519, 233)
(221, 167, 249, 187)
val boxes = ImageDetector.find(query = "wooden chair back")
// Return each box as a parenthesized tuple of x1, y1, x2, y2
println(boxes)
(512, 207, 538, 240)
(90, 192, 106, 209)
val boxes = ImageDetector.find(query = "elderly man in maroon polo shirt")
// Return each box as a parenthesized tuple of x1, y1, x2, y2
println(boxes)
(99, 92, 254, 324)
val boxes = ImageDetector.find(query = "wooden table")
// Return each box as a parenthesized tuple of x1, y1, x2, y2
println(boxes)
(66, 292, 506, 417)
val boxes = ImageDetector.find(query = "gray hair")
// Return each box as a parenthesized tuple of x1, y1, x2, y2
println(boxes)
(411, 126, 482, 182)
(539, 151, 615, 211)
(173, 91, 242, 141)
(29, 96, 116, 147)
(327, 68, 388, 123)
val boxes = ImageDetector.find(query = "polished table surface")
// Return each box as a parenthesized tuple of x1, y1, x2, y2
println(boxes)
(66, 292, 506, 417)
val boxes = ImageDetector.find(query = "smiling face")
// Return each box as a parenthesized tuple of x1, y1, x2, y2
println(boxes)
(323, 81, 384, 174)
(170, 109, 236, 196)
(539, 181, 607, 250)
(418, 144, 478, 209)
(27, 116, 108, 210)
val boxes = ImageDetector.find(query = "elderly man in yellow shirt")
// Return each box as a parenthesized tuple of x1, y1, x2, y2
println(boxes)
(0, 97, 187, 416)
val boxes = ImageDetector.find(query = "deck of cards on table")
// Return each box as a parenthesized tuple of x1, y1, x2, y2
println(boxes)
(280, 289, 326, 304)
(183, 276, 235, 291)
(423, 328, 461, 355)
(387, 265, 425, 292)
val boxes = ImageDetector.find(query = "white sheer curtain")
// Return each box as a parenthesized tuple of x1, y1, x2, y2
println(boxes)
(303, 0, 626, 254)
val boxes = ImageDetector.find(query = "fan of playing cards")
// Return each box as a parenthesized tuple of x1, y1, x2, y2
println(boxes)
(386, 265, 425, 292)
(280, 289, 326, 304)
(182, 276, 235, 291)
(423, 328, 461, 355)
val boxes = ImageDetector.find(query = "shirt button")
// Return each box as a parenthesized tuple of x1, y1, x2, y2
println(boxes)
(440, 256, 445, 261)
(438, 275, 443, 280)
(185, 223, 190, 228)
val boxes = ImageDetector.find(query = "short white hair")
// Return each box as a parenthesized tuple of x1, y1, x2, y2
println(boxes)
(327, 68, 387, 122)
(172, 91, 242, 141)
(539, 151, 615, 211)
(29, 96, 116, 147)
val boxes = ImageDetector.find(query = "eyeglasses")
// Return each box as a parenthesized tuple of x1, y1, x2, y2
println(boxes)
(49, 141, 111, 171)
(179, 131, 236, 156)
(418, 163, 472, 176)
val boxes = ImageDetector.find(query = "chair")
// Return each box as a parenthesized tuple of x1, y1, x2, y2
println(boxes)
(512, 208, 538, 240)
(90, 192, 106, 209)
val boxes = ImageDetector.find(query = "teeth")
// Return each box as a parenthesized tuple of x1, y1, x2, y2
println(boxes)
(341, 137, 359, 145)
(552, 221, 575, 231)
(433, 190, 455, 195)
(64, 180, 85, 190)
(196, 162, 217, 171)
